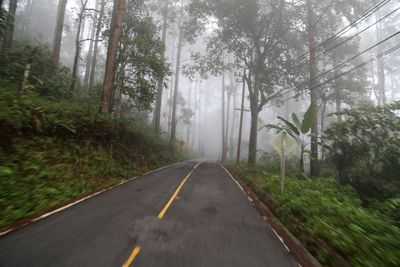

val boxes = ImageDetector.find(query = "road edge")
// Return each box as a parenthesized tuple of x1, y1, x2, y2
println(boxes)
(219, 164, 322, 267)
(0, 160, 187, 237)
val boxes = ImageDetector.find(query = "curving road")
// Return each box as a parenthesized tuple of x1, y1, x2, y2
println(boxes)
(0, 160, 297, 267)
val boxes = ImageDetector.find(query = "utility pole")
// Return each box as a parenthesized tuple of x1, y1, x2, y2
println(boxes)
(235, 68, 246, 164)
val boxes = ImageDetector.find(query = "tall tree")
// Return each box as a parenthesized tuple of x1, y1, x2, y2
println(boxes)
(52, 0, 68, 64)
(2, 0, 17, 49)
(306, 0, 319, 176)
(83, 0, 99, 88)
(189, 0, 295, 165)
(89, 0, 105, 89)
(300, 0, 364, 175)
(221, 72, 227, 162)
(100, 0, 127, 113)
(70, 0, 89, 91)
(154, 0, 169, 134)
(170, 22, 183, 143)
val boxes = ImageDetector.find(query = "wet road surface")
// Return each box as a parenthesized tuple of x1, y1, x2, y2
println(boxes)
(0, 160, 297, 267)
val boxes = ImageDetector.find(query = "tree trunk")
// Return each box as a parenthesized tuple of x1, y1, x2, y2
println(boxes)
(21, 47, 36, 93)
(229, 74, 237, 159)
(299, 147, 304, 173)
(83, 0, 99, 89)
(100, 0, 126, 113)
(376, 18, 386, 105)
(248, 108, 259, 165)
(89, 0, 105, 89)
(154, 0, 169, 134)
(236, 69, 246, 164)
(2, 0, 17, 49)
(221, 72, 227, 162)
(198, 86, 202, 152)
(307, 0, 319, 177)
(21, 0, 32, 34)
(320, 99, 327, 161)
(226, 88, 231, 159)
(334, 74, 343, 123)
(52, 0, 67, 64)
(167, 37, 175, 134)
(170, 24, 183, 143)
(70, 2, 86, 91)
(191, 82, 197, 150)
(186, 79, 192, 145)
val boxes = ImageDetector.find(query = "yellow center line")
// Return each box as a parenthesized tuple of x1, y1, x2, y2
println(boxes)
(122, 161, 202, 267)
(122, 246, 141, 267)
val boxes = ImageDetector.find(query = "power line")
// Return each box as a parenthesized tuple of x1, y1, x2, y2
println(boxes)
(278, 42, 400, 104)
(291, 4, 400, 73)
(277, 29, 400, 100)
(284, 0, 392, 69)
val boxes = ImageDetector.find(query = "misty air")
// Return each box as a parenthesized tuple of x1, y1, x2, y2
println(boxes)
(0, 0, 399, 266)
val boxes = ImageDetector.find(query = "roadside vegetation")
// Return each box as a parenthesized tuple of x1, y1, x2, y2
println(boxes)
(227, 101, 400, 267)
(0, 44, 184, 229)
(228, 163, 400, 267)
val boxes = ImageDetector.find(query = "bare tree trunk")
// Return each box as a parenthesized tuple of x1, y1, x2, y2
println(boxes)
(191, 82, 197, 150)
(21, 0, 32, 34)
(320, 99, 327, 161)
(376, 18, 386, 105)
(186, 79, 192, 145)
(198, 86, 202, 152)
(170, 24, 183, 143)
(2, 0, 17, 49)
(226, 87, 231, 159)
(70, 1, 87, 91)
(236, 69, 246, 164)
(167, 37, 176, 134)
(248, 67, 260, 166)
(100, 0, 126, 113)
(21, 47, 37, 93)
(89, 0, 105, 89)
(334, 72, 343, 123)
(202, 85, 208, 155)
(221, 72, 227, 162)
(154, 0, 169, 134)
(83, 0, 99, 89)
(52, 0, 67, 64)
(307, 0, 319, 177)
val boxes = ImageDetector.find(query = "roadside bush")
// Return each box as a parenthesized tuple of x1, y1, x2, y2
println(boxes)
(0, 85, 181, 229)
(323, 102, 400, 203)
(230, 165, 400, 266)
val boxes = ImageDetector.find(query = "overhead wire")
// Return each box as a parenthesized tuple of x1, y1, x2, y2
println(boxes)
(277, 42, 400, 104)
(282, 0, 392, 69)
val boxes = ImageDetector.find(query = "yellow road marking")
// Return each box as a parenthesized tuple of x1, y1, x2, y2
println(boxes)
(122, 246, 141, 267)
(158, 161, 202, 219)
(122, 161, 202, 267)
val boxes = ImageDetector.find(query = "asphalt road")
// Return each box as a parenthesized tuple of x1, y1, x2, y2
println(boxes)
(0, 160, 297, 267)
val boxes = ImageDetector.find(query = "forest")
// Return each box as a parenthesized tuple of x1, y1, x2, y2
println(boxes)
(0, 0, 399, 266)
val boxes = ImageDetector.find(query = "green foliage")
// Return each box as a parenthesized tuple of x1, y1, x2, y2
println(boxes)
(261, 105, 314, 173)
(323, 102, 400, 203)
(301, 104, 314, 134)
(0, 44, 72, 98)
(0, 85, 181, 229)
(113, 0, 170, 111)
(229, 164, 400, 267)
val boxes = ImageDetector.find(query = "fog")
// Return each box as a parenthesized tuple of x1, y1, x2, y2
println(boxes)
(1, 0, 399, 167)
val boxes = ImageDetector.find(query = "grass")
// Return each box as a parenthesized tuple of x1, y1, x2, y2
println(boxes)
(0, 84, 185, 229)
(227, 164, 400, 267)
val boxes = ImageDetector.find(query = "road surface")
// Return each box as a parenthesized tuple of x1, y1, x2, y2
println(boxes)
(0, 160, 297, 267)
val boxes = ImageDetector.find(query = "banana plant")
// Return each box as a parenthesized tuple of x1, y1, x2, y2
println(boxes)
(261, 104, 314, 173)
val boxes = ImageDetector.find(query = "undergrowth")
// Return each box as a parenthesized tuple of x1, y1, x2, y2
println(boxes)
(0, 83, 184, 228)
(228, 164, 400, 267)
